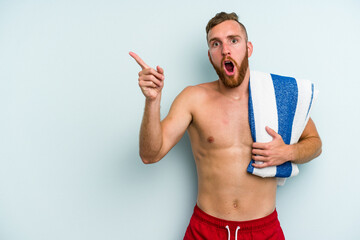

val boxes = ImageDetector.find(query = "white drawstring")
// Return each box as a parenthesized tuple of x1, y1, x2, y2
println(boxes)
(225, 225, 230, 240)
(235, 226, 240, 240)
(225, 225, 241, 240)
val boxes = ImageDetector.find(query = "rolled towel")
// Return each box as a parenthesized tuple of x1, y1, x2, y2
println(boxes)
(246, 71, 318, 185)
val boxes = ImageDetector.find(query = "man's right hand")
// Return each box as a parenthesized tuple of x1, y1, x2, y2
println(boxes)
(129, 52, 165, 100)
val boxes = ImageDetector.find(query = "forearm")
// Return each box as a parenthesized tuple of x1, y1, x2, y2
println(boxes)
(290, 136, 322, 164)
(139, 95, 163, 163)
(251, 120, 322, 168)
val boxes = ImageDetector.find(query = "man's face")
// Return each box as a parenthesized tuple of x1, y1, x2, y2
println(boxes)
(207, 20, 252, 88)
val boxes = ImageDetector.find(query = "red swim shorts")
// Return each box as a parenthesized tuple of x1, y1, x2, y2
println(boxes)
(184, 205, 285, 240)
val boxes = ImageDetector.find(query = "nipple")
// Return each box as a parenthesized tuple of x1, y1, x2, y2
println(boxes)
(207, 136, 214, 143)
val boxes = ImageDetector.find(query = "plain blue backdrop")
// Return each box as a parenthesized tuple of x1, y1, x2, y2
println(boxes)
(1, 0, 359, 239)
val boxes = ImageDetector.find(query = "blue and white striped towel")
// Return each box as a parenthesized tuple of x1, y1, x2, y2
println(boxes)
(247, 71, 318, 185)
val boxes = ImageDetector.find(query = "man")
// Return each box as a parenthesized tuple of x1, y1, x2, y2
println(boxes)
(130, 12, 321, 240)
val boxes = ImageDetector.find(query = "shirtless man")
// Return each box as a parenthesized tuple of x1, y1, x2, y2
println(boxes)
(130, 12, 322, 240)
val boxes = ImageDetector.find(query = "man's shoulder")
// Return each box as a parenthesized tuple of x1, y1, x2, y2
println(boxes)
(171, 81, 219, 111)
(180, 81, 218, 96)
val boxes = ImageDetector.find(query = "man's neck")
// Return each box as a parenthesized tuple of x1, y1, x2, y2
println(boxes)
(217, 69, 250, 101)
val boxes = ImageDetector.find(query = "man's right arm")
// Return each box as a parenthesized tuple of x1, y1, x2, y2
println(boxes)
(139, 95, 163, 163)
(130, 52, 193, 164)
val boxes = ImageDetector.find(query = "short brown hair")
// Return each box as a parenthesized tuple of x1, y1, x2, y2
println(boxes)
(206, 12, 248, 41)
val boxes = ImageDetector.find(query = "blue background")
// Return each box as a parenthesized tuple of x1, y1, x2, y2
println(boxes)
(1, 0, 359, 239)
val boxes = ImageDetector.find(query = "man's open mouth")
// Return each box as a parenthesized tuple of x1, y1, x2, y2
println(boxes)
(224, 60, 235, 76)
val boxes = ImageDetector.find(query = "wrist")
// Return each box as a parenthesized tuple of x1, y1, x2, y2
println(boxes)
(145, 95, 161, 108)
(288, 144, 297, 162)
(145, 93, 161, 103)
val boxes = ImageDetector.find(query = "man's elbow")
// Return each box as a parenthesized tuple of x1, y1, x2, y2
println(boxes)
(139, 153, 160, 164)
(317, 143, 322, 157)
(140, 156, 155, 164)
(315, 147, 322, 158)
(314, 138, 322, 158)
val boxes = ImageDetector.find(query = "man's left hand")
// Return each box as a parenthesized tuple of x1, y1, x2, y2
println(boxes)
(251, 126, 294, 168)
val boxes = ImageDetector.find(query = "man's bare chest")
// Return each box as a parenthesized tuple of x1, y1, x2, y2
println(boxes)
(189, 100, 253, 148)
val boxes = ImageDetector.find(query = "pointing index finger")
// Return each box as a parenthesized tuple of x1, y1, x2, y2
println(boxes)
(129, 51, 150, 69)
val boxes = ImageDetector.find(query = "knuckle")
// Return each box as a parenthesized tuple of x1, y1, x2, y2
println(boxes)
(142, 69, 149, 75)
(149, 68, 156, 75)
(148, 75, 155, 82)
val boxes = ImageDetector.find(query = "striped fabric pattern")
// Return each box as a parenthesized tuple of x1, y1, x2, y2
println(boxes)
(246, 71, 318, 185)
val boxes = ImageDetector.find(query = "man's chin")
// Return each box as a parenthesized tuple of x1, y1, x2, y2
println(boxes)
(220, 76, 242, 88)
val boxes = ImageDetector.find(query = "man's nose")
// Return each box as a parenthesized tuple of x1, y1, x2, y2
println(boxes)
(221, 44, 231, 56)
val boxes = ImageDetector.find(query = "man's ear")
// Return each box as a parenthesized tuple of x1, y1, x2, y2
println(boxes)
(208, 50, 212, 62)
(247, 41, 254, 58)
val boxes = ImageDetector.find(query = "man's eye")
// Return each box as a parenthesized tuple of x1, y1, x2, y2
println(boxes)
(213, 42, 219, 47)
(231, 39, 238, 44)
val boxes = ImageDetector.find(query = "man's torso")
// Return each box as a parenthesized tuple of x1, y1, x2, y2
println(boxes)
(186, 81, 277, 221)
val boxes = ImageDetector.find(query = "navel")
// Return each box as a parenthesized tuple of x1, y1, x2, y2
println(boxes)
(233, 200, 239, 209)
(207, 136, 214, 143)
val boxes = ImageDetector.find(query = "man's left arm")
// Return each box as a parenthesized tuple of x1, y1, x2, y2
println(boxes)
(251, 118, 322, 168)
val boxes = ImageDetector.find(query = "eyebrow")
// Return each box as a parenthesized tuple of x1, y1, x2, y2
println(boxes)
(208, 35, 242, 44)
(208, 37, 220, 44)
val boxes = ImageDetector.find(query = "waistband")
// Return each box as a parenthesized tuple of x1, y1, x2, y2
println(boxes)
(193, 204, 279, 231)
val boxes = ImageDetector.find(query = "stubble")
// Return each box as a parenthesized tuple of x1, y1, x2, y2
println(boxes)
(210, 49, 249, 88)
